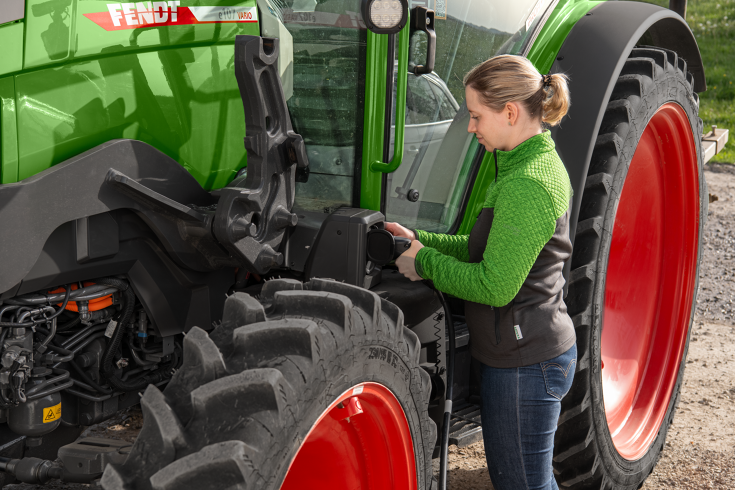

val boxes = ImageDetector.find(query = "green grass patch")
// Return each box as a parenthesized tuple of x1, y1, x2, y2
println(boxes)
(632, 0, 735, 162)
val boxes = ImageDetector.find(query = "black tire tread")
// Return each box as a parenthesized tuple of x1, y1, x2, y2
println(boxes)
(101, 278, 435, 490)
(554, 46, 705, 489)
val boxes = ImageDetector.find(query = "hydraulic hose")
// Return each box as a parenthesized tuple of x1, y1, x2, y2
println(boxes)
(4, 284, 117, 305)
(425, 281, 455, 490)
(94, 278, 134, 376)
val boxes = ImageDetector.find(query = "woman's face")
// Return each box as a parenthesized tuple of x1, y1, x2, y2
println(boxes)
(466, 87, 528, 152)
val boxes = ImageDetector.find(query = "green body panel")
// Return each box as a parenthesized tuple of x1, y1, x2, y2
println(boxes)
(360, 31, 389, 211)
(0, 77, 19, 183)
(456, 144, 492, 235)
(2, 0, 259, 189)
(454, 0, 600, 235)
(360, 25, 410, 211)
(526, 0, 602, 73)
(369, 25, 409, 174)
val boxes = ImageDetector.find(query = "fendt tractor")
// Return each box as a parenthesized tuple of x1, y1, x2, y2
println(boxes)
(0, 0, 728, 487)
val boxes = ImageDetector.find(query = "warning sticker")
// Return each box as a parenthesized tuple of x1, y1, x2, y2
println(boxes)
(43, 403, 62, 423)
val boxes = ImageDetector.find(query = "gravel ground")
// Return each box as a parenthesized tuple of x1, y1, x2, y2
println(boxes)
(8, 166, 735, 490)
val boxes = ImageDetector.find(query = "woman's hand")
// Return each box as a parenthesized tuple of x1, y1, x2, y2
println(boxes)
(396, 240, 424, 281)
(385, 222, 416, 241)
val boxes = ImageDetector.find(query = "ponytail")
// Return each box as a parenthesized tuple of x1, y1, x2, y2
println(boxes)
(464, 55, 571, 127)
(541, 73, 570, 126)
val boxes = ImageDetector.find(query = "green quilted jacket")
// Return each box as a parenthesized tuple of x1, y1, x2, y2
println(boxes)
(414, 130, 572, 307)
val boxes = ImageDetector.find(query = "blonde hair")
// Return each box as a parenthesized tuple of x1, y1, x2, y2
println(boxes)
(463, 55, 570, 127)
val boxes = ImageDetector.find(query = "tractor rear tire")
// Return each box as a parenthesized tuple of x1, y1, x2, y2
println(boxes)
(554, 47, 705, 489)
(100, 278, 436, 490)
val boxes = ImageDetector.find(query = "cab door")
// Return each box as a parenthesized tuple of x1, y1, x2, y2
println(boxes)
(385, 0, 556, 233)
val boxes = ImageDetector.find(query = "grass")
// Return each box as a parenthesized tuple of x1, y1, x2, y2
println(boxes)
(632, 0, 735, 163)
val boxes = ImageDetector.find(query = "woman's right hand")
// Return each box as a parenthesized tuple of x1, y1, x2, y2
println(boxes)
(385, 222, 416, 241)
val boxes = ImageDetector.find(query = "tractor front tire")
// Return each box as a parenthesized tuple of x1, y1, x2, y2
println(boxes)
(101, 278, 436, 490)
(554, 47, 705, 489)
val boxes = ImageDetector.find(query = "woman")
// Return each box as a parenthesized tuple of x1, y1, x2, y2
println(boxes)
(388, 55, 576, 490)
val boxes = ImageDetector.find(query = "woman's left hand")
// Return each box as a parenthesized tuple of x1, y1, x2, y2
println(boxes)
(396, 240, 424, 281)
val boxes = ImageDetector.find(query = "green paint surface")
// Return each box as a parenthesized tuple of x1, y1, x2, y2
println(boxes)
(8, 0, 259, 189)
(527, 0, 602, 74)
(0, 77, 19, 183)
(360, 30, 389, 211)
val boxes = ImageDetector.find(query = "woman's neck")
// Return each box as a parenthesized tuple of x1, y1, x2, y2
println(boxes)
(499, 120, 543, 152)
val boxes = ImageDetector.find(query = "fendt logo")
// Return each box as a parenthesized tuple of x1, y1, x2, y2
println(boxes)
(84, 3, 258, 31)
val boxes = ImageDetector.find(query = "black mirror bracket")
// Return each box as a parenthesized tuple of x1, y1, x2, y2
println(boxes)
(411, 6, 436, 75)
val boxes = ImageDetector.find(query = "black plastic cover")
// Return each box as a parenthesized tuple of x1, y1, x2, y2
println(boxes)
(212, 36, 309, 274)
(305, 208, 384, 288)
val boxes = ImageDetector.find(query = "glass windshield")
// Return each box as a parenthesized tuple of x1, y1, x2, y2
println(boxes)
(385, 0, 554, 233)
(260, 0, 367, 214)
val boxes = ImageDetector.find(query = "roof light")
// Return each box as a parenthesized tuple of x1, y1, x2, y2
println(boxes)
(362, 0, 408, 34)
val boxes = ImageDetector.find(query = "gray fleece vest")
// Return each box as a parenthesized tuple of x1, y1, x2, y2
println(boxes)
(465, 207, 576, 368)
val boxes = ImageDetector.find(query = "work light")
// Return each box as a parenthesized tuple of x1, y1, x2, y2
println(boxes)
(362, 0, 408, 34)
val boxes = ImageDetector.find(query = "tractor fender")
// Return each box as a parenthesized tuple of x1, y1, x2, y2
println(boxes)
(0, 139, 232, 297)
(549, 1, 704, 252)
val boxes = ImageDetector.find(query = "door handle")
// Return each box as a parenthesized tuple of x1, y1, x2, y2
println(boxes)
(370, 24, 410, 174)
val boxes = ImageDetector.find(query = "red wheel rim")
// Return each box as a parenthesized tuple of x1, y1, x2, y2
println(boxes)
(281, 382, 417, 489)
(601, 103, 699, 461)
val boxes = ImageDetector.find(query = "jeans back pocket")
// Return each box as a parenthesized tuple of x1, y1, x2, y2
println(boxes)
(540, 345, 577, 400)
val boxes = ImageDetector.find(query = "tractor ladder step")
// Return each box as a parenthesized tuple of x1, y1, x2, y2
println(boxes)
(448, 400, 483, 448)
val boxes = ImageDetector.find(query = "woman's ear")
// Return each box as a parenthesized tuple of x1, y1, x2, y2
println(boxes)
(505, 102, 520, 127)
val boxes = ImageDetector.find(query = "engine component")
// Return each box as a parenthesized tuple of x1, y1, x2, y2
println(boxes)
(7, 382, 61, 437)
(0, 276, 181, 443)
(0, 456, 63, 484)
(58, 437, 131, 483)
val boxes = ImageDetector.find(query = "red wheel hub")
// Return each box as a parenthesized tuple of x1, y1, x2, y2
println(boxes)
(281, 382, 417, 489)
(602, 103, 700, 460)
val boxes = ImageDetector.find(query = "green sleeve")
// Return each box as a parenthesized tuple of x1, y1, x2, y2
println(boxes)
(414, 229, 470, 262)
(414, 179, 557, 306)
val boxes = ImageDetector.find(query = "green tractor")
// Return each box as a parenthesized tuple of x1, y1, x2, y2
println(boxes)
(0, 0, 726, 487)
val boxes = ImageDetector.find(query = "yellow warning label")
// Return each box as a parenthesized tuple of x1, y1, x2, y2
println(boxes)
(42, 402, 62, 423)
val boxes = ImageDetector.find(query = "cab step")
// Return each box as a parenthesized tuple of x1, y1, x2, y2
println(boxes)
(448, 400, 483, 448)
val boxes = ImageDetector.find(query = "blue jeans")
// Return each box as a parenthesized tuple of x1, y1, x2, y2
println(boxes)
(480, 344, 577, 490)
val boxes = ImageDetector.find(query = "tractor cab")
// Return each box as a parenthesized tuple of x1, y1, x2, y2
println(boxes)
(269, 0, 554, 235)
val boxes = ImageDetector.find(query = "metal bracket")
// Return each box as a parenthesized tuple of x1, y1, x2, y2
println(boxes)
(212, 35, 309, 274)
